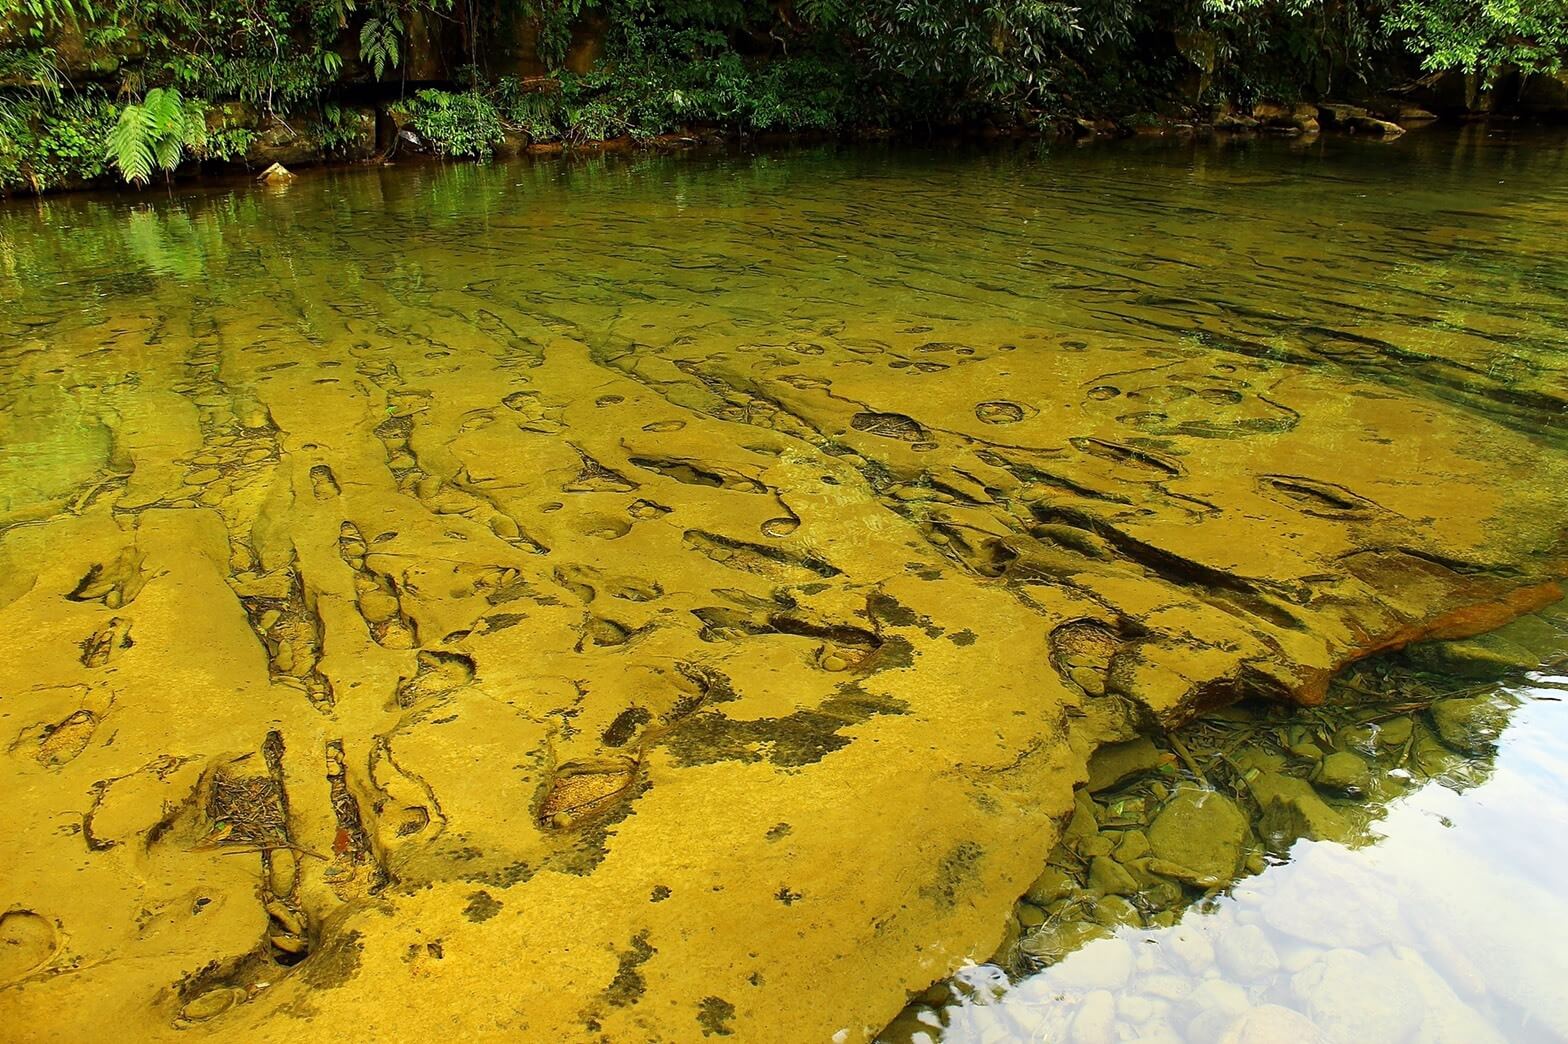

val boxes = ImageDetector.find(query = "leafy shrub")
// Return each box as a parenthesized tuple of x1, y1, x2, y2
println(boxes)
(402, 89, 505, 157)
(106, 87, 208, 185)
(0, 90, 116, 191)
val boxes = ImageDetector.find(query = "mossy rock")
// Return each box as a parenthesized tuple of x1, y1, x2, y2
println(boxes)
(1430, 695, 1509, 754)
(1086, 736, 1169, 793)
(1250, 772, 1352, 847)
(1146, 785, 1249, 888)
(1312, 751, 1371, 796)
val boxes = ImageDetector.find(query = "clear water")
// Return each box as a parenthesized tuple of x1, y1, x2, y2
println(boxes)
(922, 659, 1568, 1043)
(2, 126, 1566, 1042)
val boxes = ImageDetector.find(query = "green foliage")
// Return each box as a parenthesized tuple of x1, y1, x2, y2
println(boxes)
(0, 88, 115, 191)
(1208, 0, 1568, 81)
(3, 0, 1567, 193)
(105, 87, 207, 185)
(360, 13, 402, 80)
(402, 88, 504, 157)
(1387, 0, 1568, 73)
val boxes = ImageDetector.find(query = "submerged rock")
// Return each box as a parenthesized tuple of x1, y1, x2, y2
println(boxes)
(1052, 938, 1135, 990)
(1262, 850, 1399, 947)
(1409, 632, 1540, 680)
(1087, 736, 1169, 792)
(1311, 751, 1371, 796)
(1087, 855, 1139, 896)
(1147, 786, 1249, 887)
(1070, 990, 1117, 1044)
(1021, 919, 1111, 963)
(1250, 772, 1352, 847)
(1291, 949, 1422, 1042)
(1216, 923, 1281, 981)
(1430, 696, 1510, 754)
(1218, 1004, 1325, 1044)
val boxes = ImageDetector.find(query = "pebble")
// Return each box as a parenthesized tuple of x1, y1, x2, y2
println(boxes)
(358, 589, 400, 623)
(1025, 865, 1075, 906)
(1016, 902, 1046, 929)
(1140, 973, 1194, 1001)
(1114, 829, 1151, 862)
(1312, 751, 1371, 795)
(1088, 895, 1139, 927)
(1135, 1023, 1183, 1044)
(1216, 923, 1280, 982)
(1069, 990, 1116, 1044)
(265, 900, 303, 935)
(1165, 924, 1215, 974)
(269, 932, 307, 954)
(1118, 994, 1157, 1023)
(1184, 977, 1249, 1022)
(1217, 1004, 1324, 1044)
(1071, 666, 1106, 695)
(1429, 696, 1508, 754)
(1375, 716, 1413, 748)
(1147, 786, 1248, 887)
(1290, 948, 1421, 1042)
(1078, 835, 1114, 858)
(1088, 856, 1138, 897)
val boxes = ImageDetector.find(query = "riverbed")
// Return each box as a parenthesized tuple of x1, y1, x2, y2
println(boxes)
(1, 126, 1565, 1042)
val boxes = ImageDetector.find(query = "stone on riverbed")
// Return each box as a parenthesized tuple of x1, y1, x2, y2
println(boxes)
(1311, 751, 1371, 796)
(1147, 786, 1249, 887)
(1250, 772, 1353, 847)
(1216, 923, 1281, 981)
(1430, 695, 1510, 754)
(1291, 949, 1421, 1042)
(1408, 633, 1539, 679)
(1087, 736, 1169, 792)
(1217, 1004, 1325, 1044)
(1088, 855, 1139, 896)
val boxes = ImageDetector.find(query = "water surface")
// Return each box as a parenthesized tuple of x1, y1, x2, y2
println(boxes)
(2, 127, 1566, 1042)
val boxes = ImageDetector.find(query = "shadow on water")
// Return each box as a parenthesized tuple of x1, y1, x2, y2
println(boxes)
(882, 600, 1568, 1043)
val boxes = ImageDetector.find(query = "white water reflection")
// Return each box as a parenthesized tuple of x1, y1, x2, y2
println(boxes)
(935, 671, 1568, 1043)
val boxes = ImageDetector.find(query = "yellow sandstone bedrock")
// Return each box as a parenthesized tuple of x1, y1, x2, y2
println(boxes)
(2, 318, 1566, 1044)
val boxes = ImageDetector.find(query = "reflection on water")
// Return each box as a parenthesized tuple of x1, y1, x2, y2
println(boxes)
(897, 608, 1568, 1043)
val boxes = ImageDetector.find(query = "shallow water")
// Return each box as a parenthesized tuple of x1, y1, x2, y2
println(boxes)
(2, 127, 1567, 1041)
(908, 646, 1568, 1043)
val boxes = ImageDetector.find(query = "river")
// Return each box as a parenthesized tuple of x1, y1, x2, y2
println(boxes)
(1, 126, 1565, 1042)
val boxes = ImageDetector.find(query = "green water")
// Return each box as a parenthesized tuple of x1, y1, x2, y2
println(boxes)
(3, 127, 1568, 432)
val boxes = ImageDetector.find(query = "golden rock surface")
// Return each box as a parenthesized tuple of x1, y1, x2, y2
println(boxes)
(2, 162, 1566, 1042)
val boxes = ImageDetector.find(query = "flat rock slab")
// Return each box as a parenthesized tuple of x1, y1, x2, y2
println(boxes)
(1, 180, 1566, 1043)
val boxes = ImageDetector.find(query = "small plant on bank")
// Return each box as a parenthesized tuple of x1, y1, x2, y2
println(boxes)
(105, 87, 208, 185)
(402, 88, 505, 158)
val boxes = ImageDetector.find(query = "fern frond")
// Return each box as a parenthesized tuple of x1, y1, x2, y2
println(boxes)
(798, 0, 846, 27)
(179, 98, 209, 155)
(106, 100, 154, 185)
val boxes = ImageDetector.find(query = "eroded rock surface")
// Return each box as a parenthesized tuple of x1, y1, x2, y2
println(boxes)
(1, 152, 1566, 1042)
